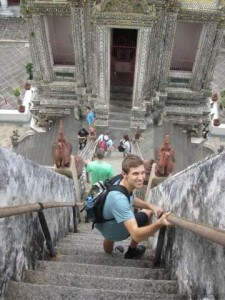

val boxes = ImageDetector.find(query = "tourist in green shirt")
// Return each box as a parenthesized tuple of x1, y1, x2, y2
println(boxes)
(86, 149, 114, 184)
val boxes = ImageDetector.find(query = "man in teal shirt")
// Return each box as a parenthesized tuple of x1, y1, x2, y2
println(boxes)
(95, 155, 171, 259)
(86, 149, 114, 184)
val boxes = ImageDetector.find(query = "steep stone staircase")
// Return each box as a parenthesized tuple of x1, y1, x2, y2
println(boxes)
(109, 86, 133, 142)
(5, 222, 187, 300)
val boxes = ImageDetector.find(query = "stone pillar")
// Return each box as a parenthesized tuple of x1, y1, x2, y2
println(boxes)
(27, 18, 43, 81)
(80, 3, 93, 92)
(71, 7, 85, 87)
(191, 22, 218, 91)
(131, 27, 152, 130)
(32, 15, 53, 83)
(0, 0, 8, 9)
(203, 27, 224, 90)
(158, 12, 178, 91)
(94, 25, 109, 129)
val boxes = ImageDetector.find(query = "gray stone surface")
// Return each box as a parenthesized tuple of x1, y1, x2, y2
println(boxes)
(0, 18, 28, 40)
(0, 43, 31, 109)
(37, 260, 169, 280)
(0, 146, 75, 297)
(56, 253, 153, 269)
(6, 282, 187, 300)
(148, 150, 225, 298)
(212, 51, 225, 93)
(23, 270, 178, 293)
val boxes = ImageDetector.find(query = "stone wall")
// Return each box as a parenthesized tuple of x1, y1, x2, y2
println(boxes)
(147, 150, 225, 299)
(0, 146, 75, 297)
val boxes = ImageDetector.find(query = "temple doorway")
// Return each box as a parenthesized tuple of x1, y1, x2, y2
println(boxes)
(110, 28, 137, 88)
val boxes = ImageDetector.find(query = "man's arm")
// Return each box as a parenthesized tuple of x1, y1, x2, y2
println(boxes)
(133, 196, 162, 216)
(124, 212, 170, 243)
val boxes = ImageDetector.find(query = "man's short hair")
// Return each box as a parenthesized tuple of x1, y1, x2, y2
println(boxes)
(122, 155, 144, 174)
(96, 148, 105, 159)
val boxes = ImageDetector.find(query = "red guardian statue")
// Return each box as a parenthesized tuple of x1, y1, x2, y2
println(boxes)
(53, 119, 72, 168)
(155, 134, 175, 177)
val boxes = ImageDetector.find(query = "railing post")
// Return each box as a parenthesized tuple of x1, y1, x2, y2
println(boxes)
(154, 227, 166, 267)
(72, 206, 78, 233)
(38, 210, 56, 257)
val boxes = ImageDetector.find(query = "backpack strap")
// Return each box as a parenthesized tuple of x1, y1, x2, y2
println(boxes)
(108, 185, 130, 202)
(108, 174, 123, 185)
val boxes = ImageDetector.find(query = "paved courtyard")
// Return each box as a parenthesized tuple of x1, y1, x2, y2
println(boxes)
(212, 50, 225, 93)
(0, 43, 31, 109)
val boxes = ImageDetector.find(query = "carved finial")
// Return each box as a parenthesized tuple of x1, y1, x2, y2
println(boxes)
(155, 134, 175, 177)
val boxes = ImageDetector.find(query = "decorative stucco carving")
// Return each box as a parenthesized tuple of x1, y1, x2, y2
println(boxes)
(32, 15, 54, 83)
(101, 0, 156, 15)
(133, 27, 152, 108)
(191, 22, 218, 91)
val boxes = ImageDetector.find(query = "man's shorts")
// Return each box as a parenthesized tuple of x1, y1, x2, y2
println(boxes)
(135, 211, 149, 227)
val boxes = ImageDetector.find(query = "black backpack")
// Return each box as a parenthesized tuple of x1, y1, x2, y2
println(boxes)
(81, 174, 130, 229)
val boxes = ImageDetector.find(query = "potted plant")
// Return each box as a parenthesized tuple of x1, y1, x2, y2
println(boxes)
(25, 62, 33, 80)
(24, 62, 33, 90)
(220, 90, 225, 110)
(13, 88, 25, 113)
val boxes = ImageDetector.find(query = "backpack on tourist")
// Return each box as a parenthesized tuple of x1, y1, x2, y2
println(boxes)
(97, 139, 108, 151)
(80, 174, 130, 228)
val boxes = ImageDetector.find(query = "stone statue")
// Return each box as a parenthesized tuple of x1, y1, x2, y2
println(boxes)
(10, 129, 20, 147)
(53, 119, 72, 168)
(155, 135, 175, 177)
(134, 125, 142, 142)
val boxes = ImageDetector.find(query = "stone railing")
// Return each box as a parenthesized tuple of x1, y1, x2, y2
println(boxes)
(77, 139, 97, 197)
(0, 146, 75, 297)
(147, 150, 225, 298)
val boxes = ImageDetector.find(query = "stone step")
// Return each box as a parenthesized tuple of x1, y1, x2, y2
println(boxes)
(62, 234, 149, 245)
(110, 86, 133, 93)
(109, 111, 131, 119)
(60, 237, 151, 249)
(110, 99, 132, 108)
(6, 282, 187, 300)
(56, 246, 154, 261)
(108, 119, 130, 128)
(40, 99, 77, 108)
(37, 261, 169, 280)
(55, 253, 153, 268)
(41, 92, 77, 100)
(110, 93, 132, 101)
(56, 246, 154, 260)
(23, 270, 178, 294)
(164, 105, 210, 116)
(39, 108, 70, 116)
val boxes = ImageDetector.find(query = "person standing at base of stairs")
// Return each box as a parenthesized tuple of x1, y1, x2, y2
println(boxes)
(95, 154, 171, 259)
(86, 148, 114, 184)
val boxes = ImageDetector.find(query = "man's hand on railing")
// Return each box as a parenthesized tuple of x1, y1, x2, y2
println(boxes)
(148, 204, 163, 218)
(157, 212, 173, 227)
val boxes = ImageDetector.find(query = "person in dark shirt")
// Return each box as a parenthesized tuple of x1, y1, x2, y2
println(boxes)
(78, 128, 89, 150)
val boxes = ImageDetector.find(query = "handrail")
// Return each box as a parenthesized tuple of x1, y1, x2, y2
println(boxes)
(0, 201, 78, 257)
(168, 214, 225, 247)
(0, 201, 76, 219)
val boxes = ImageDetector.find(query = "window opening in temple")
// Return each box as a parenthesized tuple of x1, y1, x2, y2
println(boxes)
(45, 16, 75, 66)
(170, 22, 202, 72)
(110, 28, 138, 89)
